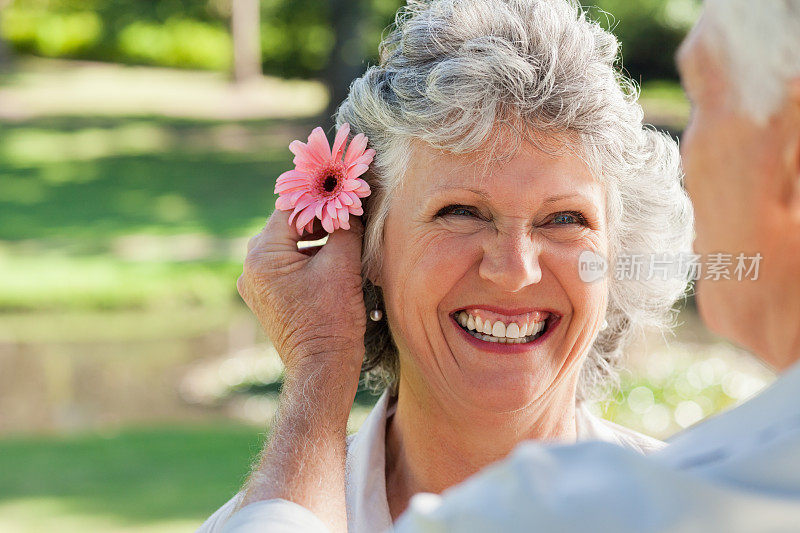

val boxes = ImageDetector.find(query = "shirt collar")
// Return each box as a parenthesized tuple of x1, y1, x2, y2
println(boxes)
(345, 390, 394, 532)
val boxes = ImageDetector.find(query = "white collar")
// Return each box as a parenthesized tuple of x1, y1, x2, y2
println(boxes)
(345, 391, 394, 532)
(344, 390, 664, 531)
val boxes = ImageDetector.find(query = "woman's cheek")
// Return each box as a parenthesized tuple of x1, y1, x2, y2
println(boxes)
(546, 239, 608, 302)
(409, 230, 483, 282)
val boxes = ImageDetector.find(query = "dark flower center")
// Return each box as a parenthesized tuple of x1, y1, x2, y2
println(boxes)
(322, 175, 338, 192)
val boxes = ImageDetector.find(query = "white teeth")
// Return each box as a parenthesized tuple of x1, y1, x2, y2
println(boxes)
(492, 321, 506, 337)
(456, 311, 549, 343)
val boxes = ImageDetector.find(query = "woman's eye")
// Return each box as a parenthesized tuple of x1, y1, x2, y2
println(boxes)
(436, 205, 479, 218)
(551, 211, 587, 225)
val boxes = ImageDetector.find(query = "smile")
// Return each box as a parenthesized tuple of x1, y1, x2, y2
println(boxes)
(452, 309, 553, 345)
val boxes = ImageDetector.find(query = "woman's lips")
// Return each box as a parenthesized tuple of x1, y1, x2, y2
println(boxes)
(449, 307, 561, 353)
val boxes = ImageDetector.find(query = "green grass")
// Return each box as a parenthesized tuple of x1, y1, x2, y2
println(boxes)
(0, 115, 312, 311)
(0, 116, 289, 243)
(0, 424, 264, 532)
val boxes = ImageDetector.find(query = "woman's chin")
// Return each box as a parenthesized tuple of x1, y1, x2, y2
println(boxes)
(456, 371, 554, 414)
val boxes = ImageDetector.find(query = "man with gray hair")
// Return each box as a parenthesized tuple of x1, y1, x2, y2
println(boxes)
(218, 0, 800, 531)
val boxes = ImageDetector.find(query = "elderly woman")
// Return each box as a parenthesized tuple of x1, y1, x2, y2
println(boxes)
(199, 0, 692, 531)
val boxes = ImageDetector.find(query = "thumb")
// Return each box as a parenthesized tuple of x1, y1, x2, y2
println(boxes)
(313, 216, 364, 270)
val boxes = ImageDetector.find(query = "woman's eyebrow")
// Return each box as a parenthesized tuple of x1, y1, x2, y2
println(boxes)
(428, 185, 489, 199)
(540, 193, 589, 205)
(428, 186, 591, 205)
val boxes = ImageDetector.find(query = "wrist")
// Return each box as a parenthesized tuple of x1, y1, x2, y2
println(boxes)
(281, 363, 359, 427)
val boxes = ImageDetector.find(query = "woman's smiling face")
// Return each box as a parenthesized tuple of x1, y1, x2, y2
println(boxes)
(378, 140, 609, 413)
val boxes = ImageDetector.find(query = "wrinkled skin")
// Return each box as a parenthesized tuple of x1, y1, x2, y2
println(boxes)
(237, 210, 366, 381)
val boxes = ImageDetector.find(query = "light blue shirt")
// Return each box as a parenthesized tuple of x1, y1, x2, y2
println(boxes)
(220, 361, 800, 533)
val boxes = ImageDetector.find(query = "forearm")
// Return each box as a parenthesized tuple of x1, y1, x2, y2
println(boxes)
(238, 363, 357, 532)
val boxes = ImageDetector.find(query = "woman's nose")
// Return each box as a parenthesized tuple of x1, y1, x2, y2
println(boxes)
(478, 231, 543, 292)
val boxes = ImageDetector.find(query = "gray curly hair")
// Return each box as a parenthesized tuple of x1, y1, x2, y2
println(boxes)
(335, 0, 694, 400)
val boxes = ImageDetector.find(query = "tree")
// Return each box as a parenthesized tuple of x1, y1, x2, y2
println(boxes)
(231, 0, 262, 83)
(0, 1, 10, 71)
(323, 0, 370, 128)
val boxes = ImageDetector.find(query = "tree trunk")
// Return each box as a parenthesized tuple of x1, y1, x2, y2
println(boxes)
(323, 0, 368, 129)
(231, 0, 261, 83)
(0, 6, 10, 71)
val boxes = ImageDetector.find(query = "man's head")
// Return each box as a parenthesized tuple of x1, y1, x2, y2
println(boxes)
(678, 0, 800, 369)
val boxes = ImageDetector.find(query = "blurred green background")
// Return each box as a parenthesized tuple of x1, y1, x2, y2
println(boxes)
(0, 1, 774, 532)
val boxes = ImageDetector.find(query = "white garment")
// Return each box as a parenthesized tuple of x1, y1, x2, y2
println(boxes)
(393, 361, 800, 533)
(198, 391, 663, 533)
(215, 362, 800, 533)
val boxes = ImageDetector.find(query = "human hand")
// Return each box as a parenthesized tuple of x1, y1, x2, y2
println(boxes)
(237, 209, 366, 412)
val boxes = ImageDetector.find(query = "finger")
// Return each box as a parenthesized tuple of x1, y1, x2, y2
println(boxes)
(236, 273, 248, 301)
(247, 231, 263, 252)
(313, 215, 364, 266)
(259, 208, 305, 252)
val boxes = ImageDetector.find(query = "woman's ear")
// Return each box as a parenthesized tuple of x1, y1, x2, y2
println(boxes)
(368, 272, 382, 288)
(364, 258, 382, 288)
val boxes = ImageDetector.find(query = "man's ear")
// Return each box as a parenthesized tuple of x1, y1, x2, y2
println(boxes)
(787, 79, 800, 223)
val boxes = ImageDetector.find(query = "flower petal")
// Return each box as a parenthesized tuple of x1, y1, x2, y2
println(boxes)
(292, 193, 316, 213)
(275, 196, 294, 211)
(287, 190, 307, 204)
(321, 211, 335, 233)
(275, 174, 311, 192)
(346, 148, 375, 171)
(344, 133, 368, 167)
(275, 182, 309, 195)
(338, 192, 354, 206)
(288, 140, 308, 159)
(295, 204, 317, 233)
(315, 201, 325, 220)
(337, 207, 350, 230)
(277, 169, 307, 183)
(354, 180, 371, 196)
(345, 191, 362, 208)
(346, 163, 370, 180)
(288, 206, 301, 225)
(326, 201, 337, 221)
(307, 127, 332, 163)
(350, 205, 364, 216)
(331, 123, 350, 162)
(304, 219, 315, 234)
(289, 141, 323, 170)
(342, 179, 360, 192)
(291, 158, 320, 172)
(275, 176, 309, 188)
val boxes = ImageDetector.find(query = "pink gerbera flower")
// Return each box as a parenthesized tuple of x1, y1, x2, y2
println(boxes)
(275, 123, 374, 235)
